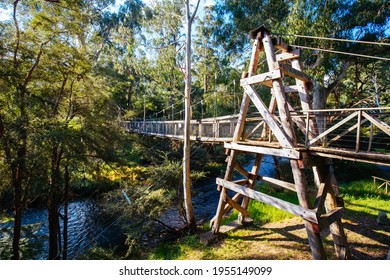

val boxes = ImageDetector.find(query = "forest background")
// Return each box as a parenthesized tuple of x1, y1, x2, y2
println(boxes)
(0, 0, 389, 260)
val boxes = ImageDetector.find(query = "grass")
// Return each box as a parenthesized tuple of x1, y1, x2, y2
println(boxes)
(146, 179, 390, 260)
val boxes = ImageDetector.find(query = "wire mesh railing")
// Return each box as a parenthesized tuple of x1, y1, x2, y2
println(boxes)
(123, 107, 390, 163)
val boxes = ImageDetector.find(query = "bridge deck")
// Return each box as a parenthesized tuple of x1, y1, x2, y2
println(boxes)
(123, 107, 390, 166)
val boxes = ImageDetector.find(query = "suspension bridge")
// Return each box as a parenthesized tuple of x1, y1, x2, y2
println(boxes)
(122, 26, 390, 260)
(123, 106, 390, 166)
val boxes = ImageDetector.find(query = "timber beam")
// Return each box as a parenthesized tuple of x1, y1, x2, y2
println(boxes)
(276, 62, 312, 84)
(225, 142, 301, 159)
(216, 178, 319, 224)
(240, 70, 282, 87)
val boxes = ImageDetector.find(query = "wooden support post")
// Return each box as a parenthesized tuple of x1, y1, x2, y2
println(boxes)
(211, 30, 262, 234)
(262, 29, 327, 259)
(356, 110, 362, 152)
(313, 164, 350, 259)
(239, 153, 263, 224)
(210, 26, 350, 260)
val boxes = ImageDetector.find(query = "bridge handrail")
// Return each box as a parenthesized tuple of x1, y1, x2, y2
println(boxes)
(299, 107, 390, 113)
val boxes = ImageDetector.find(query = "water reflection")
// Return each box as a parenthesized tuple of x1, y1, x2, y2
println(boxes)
(1, 155, 277, 259)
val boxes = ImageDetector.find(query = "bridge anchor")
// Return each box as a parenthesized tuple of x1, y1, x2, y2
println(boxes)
(210, 26, 350, 260)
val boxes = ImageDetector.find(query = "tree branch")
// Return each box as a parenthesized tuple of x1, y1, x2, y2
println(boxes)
(190, 0, 201, 24)
(326, 58, 355, 93)
(13, 0, 20, 67)
(23, 39, 51, 87)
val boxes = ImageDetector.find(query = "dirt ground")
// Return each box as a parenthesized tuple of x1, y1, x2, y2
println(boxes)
(210, 215, 390, 260)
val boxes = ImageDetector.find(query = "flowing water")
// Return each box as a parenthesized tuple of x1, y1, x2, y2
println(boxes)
(0, 155, 277, 259)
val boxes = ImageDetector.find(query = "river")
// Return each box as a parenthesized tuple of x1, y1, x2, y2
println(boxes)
(0, 155, 276, 260)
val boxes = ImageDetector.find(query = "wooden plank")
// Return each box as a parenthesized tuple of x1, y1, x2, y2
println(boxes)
(225, 194, 250, 217)
(234, 162, 250, 178)
(276, 63, 312, 83)
(302, 107, 390, 113)
(276, 49, 300, 62)
(225, 142, 301, 159)
(246, 121, 264, 138)
(272, 37, 289, 52)
(257, 175, 297, 192)
(314, 183, 329, 213)
(319, 207, 344, 229)
(240, 70, 282, 87)
(356, 110, 362, 152)
(362, 112, 390, 136)
(308, 111, 359, 146)
(328, 118, 368, 145)
(216, 178, 318, 224)
(240, 153, 263, 221)
(233, 179, 249, 186)
(308, 147, 390, 166)
(210, 193, 243, 225)
(243, 85, 294, 148)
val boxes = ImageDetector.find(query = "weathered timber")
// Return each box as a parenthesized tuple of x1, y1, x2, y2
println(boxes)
(239, 153, 263, 223)
(224, 142, 301, 159)
(308, 111, 359, 146)
(246, 120, 265, 139)
(309, 147, 390, 166)
(276, 48, 300, 62)
(284, 85, 299, 93)
(263, 29, 327, 259)
(257, 175, 297, 192)
(318, 207, 344, 229)
(276, 63, 312, 83)
(211, 31, 263, 234)
(234, 162, 250, 178)
(362, 112, 390, 136)
(243, 85, 293, 148)
(225, 194, 249, 217)
(314, 183, 329, 213)
(216, 178, 318, 224)
(327, 118, 368, 145)
(210, 192, 243, 226)
(240, 70, 282, 87)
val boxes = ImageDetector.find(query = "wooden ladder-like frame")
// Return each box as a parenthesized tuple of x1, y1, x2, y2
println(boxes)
(210, 26, 350, 260)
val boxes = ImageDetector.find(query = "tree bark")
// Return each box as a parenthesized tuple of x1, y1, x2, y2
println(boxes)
(63, 165, 69, 260)
(48, 144, 63, 260)
(182, 0, 200, 230)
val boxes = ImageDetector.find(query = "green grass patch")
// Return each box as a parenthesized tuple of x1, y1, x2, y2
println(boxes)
(222, 184, 299, 225)
(146, 179, 390, 260)
(339, 179, 390, 217)
(147, 234, 207, 260)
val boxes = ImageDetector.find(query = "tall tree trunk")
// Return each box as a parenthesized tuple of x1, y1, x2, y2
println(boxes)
(0, 114, 23, 260)
(63, 165, 69, 260)
(182, 0, 200, 230)
(11, 88, 28, 260)
(48, 144, 62, 259)
(11, 165, 23, 260)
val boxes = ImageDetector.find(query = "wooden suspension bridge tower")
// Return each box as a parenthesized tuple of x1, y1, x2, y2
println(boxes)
(210, 26, 351, 260)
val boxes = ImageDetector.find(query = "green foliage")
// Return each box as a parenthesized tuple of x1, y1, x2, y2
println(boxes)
(0, 222, 44, 260)
(1, 0, 389, 260)
(79, 245, 118, 260)
(147, 234, 204, 260)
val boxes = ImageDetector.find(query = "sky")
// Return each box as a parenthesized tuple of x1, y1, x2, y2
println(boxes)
(0, 0, 215, 21)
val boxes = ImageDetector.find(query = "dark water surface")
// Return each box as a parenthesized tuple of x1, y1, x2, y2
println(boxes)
(1, 155, 276, 259)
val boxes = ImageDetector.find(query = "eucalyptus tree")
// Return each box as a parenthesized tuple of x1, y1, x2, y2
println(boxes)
(213, 0, 390, 109)
(0, 0, 124, 259)
(139, 0, 186, 117)
(98, 0, 146, 116)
